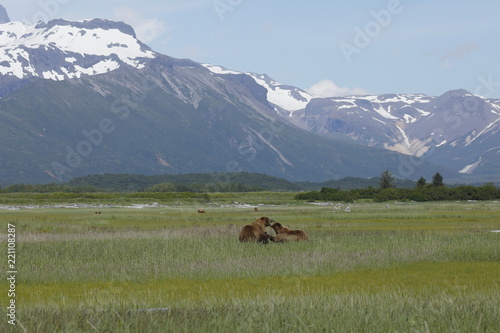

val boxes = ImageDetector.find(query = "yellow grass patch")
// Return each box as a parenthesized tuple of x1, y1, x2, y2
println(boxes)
(18, 261, 500, 309)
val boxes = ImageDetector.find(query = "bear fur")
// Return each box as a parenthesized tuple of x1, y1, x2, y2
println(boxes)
(270, 222, 309, 242)
(239, 217, 273, 243)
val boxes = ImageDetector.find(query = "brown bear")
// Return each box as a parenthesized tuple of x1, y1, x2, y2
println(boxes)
(239, 217, 273, 243)
(270, 222, 309, 242)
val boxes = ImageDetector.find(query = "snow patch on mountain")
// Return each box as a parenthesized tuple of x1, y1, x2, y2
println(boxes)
(460, 157, 482, 174)
(363, 93, 432, 105)
(0, 19, 155, 80)
(338, 103, 357, 110)
(373, 105, 398, 120)
(436, 140, 447, 147)
(203, 63, 313, 113)
(396, 125, 411, 148)
(248, 73, 312, 112)
(202, 64, 241, 75)
(325, 94, 433, 123)
(490, 102, 500, 114)
(403, 114, 417, 123)
(464, 117, 500, 147)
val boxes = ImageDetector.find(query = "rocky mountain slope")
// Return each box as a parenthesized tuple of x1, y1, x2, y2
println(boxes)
(287, 90, 500, 178)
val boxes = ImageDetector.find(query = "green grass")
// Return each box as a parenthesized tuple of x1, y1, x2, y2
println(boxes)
(0, 197, 499, 332)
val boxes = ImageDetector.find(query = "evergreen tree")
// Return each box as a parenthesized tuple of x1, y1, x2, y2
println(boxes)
(417, 177, 426, 188)
(431, 172, 444, 187)
(379, 170, 395, 189)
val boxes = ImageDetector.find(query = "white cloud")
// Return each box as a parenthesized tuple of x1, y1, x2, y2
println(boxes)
(113, 6, 166, 43)
(307, 79, 369, 97)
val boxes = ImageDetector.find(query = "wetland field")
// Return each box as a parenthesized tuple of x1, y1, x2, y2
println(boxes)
(0, 192, 499, 332)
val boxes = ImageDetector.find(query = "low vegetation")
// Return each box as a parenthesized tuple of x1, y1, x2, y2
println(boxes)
(0, 195, 499, 332)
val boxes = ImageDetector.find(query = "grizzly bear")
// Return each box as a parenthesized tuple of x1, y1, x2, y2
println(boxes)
(270, 222, 309, 242)
(239, 217, 273, 243)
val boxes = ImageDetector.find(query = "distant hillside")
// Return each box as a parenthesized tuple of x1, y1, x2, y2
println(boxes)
(65, 172, 417, 192)
(66, 172, 302, 192)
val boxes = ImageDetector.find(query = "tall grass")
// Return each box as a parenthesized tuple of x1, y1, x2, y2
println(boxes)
(12, 291, 500, 333)
(0, 200, 499, 332)
(14, 228, 500, 283)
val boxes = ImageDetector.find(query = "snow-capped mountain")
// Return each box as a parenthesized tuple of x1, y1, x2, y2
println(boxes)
(0, 18, 155, 82)
(291, 93, 433, 153)
(203, 64, 313, 114)
(202, 61, 500, 178)
(290, 89, 500, 177)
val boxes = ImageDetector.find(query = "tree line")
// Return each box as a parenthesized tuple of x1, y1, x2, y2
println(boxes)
(296, 171, 500, 202)
(0, 182, 264, 194)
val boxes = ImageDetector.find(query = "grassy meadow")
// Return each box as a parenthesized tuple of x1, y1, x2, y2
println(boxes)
(0, 193, 499, 332)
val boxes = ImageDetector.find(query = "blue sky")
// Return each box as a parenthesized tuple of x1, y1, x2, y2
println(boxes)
(4, 0, 500, 98)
